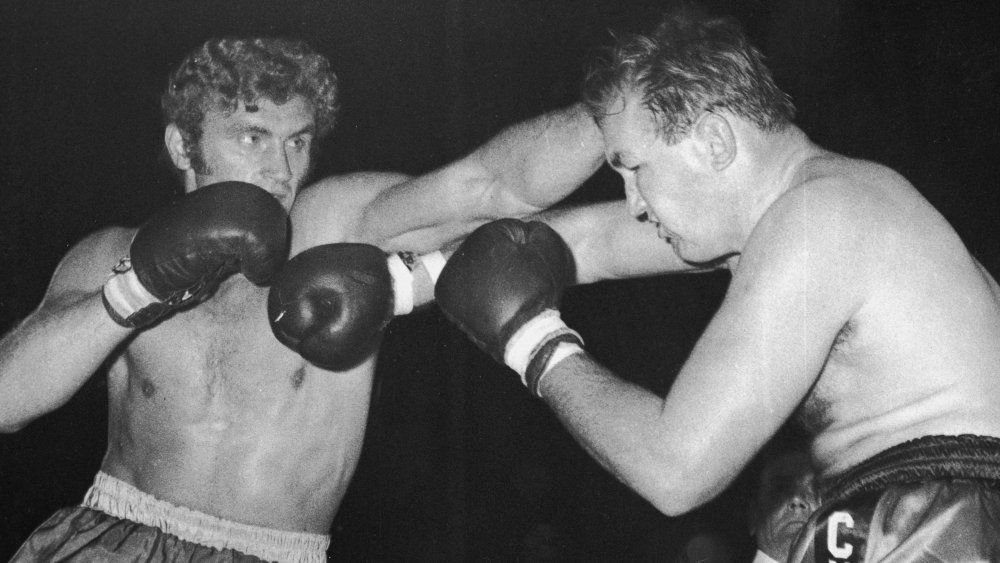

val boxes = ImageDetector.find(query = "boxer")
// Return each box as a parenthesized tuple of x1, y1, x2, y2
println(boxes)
(1, 36, 583, 562)
(433, 10, 1000, 559)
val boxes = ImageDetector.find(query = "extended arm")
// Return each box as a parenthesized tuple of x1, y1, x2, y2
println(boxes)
(356, 104, 606, 250)
(538, 200, 714, 284)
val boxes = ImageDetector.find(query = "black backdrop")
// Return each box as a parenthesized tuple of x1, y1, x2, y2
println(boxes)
(2, 0, 998, 561)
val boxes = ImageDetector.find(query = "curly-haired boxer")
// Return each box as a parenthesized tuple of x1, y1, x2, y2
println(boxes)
(0, 36, 580, 562)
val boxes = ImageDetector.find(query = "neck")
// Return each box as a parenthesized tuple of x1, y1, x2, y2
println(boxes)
(734, 124, 818, 245)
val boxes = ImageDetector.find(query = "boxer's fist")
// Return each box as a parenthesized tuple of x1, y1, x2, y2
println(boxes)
(103, 181, 289, 328)
(268, 244, 395, 371)
(435, 219, 583, 395)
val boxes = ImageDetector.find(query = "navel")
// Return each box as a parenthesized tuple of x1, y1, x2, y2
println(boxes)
(290, 367, 306, 390)
(140, 377, 156, 398)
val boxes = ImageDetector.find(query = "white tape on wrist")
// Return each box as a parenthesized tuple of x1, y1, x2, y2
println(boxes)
(419, 251, 447, 285)
(504, 309, 569, 384)
(386, 253, 415, 316)
(103, 267, 158, 320)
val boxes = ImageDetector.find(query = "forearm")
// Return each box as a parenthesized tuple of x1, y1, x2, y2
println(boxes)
(537, 201, 710, 285)
(0, 292, 130, 431)
(538, 353, 723, 516)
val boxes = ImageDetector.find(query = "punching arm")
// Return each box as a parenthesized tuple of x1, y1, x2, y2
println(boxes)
(356, 104, 606, 250)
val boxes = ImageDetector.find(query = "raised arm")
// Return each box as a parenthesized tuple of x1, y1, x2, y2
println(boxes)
(537, 200, 714, 285)
(355, 104, 606, 250)
(0, 228, 133, 432)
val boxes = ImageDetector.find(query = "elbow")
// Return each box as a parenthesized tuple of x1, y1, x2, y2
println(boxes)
(0, 418, 29, 434)
(638, 462, 718, 517)
(0, 402, 36, 434)
(644, 482, 703, 517)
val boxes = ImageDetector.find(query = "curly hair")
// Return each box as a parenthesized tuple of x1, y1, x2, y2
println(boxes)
(582, 13, 795, 144)
(162, 37, 340, 171)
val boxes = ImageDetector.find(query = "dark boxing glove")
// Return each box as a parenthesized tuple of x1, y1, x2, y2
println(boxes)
(268, 244, 392, 371)
(102, 181, 289, 328)
(435, 218, 584, 396)
(267, 244, 447, 371)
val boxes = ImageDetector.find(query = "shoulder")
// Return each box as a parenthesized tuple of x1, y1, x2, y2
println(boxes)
(734, 166, 888, 305)
(751, 156, 908, 258)
(290, 171, 413, 253)
(294, 171, 415, 217)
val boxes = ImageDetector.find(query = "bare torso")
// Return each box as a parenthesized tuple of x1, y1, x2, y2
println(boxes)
(93, 172, 417, 533)
(100, 277, 373, 533)
(783, 155, 1000, 477)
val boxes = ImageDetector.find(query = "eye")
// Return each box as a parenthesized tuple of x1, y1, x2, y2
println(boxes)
(288, 136, 311, 152)
(240, 133, 261, 146)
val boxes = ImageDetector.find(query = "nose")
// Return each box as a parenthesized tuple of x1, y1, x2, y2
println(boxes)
(266, 144, 293, 183)
(787, 484, 818, 514)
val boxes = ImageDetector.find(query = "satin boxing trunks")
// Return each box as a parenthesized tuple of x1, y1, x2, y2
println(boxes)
(10, 472, 330, 563)
(788, 434, 1000, 563)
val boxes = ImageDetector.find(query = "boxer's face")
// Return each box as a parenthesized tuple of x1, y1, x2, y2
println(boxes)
(601, 92, 733, 264)
(753, 453, 818, 560)
(180, 95, 316, 211)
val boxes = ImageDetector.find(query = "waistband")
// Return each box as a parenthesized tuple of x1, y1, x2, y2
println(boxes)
(82, 472, 330, 563)
(820, 434, 1000, 504)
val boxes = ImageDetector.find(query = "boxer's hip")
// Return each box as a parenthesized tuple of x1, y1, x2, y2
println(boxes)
(788, 434, 1000, 563)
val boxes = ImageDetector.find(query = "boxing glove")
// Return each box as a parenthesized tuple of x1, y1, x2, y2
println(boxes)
(268, 244, 446, 371)
(102, 181, 289, 328)
(435, 218, 584, 396)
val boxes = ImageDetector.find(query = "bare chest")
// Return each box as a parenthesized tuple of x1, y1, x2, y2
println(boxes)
(113, 283, 311, 414)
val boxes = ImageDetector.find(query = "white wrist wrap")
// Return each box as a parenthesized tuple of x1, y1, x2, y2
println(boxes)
(420, 251, 447, 285)
(387, 250, 448, 316)
(504, 309, 582, 387)
(386, 253, 415, 316)
(103, 266, 159, 321)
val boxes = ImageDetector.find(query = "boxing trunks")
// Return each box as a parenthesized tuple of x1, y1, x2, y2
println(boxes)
(10, 472, 330, 563)
(788, 435, 1000, 563)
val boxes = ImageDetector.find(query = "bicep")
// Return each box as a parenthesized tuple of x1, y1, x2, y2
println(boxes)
(290, 173, 412, 254)
(474, 104, 606, 211)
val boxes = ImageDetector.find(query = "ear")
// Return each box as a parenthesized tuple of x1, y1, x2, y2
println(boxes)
(164, 124, 192, 171)
(694, 112, 736, 171)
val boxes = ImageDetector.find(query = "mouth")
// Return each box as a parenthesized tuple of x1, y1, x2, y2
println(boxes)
(778, 518, 808, 534)
(652, 221, 675, 244)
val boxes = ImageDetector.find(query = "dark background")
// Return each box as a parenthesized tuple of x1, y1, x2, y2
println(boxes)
(1, 0, 998, 561)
